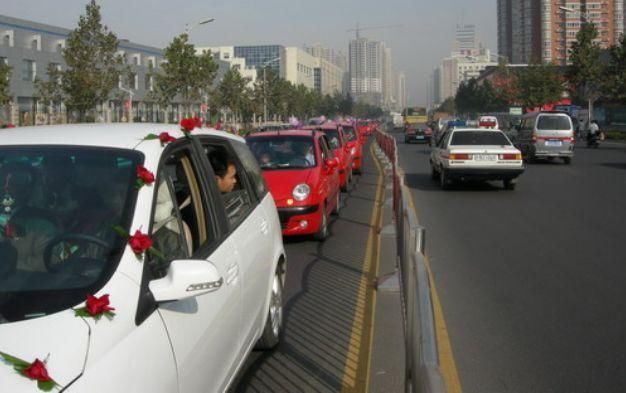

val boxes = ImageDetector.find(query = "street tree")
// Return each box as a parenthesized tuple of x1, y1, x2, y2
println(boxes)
(515, 62, 564, 110)
(568, 22, 603, 121)
(154, 34, 218, 116)
(62, 0, 122, 122)
(0, 62, 12, 124)
(214, 67, 250, 123)
(436, 97, 456, 114)
(34, 64, 65, 124)
(604, 34, 626, 103)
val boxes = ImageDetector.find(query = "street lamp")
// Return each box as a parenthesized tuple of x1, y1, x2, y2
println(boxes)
(118, 86, 134, 123)
(262, 56, 281, 124)
(185, 18, 215, 35)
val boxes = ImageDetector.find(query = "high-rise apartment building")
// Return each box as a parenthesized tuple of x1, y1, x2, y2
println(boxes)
(349, 37, 385, 105)
(497, 0, 625, 65)
(397, 73, 406, 110)
(454, 24, 479, 56)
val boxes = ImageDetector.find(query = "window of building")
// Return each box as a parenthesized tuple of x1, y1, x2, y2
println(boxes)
(134, 73, 139, 90)
(3, 32, 13, 47)
(145, 75, 153, 91)
(21, 60, 36, 82)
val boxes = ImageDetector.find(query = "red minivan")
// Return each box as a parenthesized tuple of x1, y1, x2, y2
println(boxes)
(339, 121, 363, 174)
(246, 130, 341, 240)
(301, 123, 353, 191)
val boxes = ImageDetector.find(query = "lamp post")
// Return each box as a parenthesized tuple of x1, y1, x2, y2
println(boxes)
(118, 86, 134, 123)
(184, 18, 215, 35)
(262, 57, 281, 124)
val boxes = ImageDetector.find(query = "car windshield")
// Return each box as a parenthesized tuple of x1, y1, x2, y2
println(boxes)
(321, 130, 342, 149)
(450, 131, 511, 146)
(537, 115, 572, 130)
(0, 147, 141, 323)
(247, 136, 316, 169)
(342, 126, 357, 141)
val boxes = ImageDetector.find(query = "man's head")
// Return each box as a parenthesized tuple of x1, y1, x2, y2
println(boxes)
(209, 150, 237, 193)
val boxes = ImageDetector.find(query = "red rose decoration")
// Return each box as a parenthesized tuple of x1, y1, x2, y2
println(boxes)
(128, 230, 153, 255)
(158, 132, 176, 145)
(135, 165, 155, 189)
(22, 359, 52, 383)
(85, 294, 115, 316)
(180, 117, 201, 133)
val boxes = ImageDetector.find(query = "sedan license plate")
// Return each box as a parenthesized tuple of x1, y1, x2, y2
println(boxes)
(545, 140, 562, 147)
(416, 135, 424, 139)
(474, 154, 496, 161)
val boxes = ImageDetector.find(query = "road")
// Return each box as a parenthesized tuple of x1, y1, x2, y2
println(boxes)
(396, 133, 626, 393)
(232, 140, 385, 392)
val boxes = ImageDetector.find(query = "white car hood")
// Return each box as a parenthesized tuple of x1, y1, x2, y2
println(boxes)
(0, 310, 89, 391)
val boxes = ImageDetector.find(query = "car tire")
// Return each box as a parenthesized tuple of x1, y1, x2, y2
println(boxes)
(563, 157, 572, 165)
(439, 168, 451, 190)
(255, 266, 284, 350)
(503, 179, 516, 190)
(314, 208, 328, 241)
(332, 191, 341, 215)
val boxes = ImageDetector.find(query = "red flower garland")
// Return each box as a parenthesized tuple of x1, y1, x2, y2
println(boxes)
(158, 132, 177, 145)
(0, 352, 59, 391)
(135, 165, 155, 189)
(128, 230, 153, 256)
(180, 117, 202, 134)
(22, 359, 52, 382)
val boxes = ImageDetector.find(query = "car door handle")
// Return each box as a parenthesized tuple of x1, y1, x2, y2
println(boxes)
(260, 220, 269, 235)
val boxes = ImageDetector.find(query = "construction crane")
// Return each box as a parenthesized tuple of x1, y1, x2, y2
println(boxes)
(346, 23, 402, 39)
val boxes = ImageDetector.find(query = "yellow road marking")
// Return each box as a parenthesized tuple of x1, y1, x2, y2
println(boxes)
(340, 144, 384, 392)
(405, 181, 462, 393)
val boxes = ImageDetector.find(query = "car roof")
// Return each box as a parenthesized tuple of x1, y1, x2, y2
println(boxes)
(450, 128, 504, 133)
(301, 124, 339, 131)
(0, 123, 243, 154)
(247, 129, 319, 138)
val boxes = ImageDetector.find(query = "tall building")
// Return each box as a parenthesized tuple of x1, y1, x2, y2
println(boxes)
(454, 24, 479, 56)
(397, 73, 406, 110)
(382, 47, 395, 109)
(304, 44, 347, 71)
(196, 46, 257, 87)
(349, 37, 385, 105)
(497, 0, 625, 65)
(304, 44, 347, 95)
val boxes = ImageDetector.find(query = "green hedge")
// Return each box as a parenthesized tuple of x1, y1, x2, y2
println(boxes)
(604, 131, 626, 140)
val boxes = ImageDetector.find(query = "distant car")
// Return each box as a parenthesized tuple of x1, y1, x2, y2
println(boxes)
(430, 128, 525, 190)
(246, 130, 341, 240)
(404, 124, 432, 144)
(478, 116, 499, 129)
(0, 123, 286, 393)
(514, 111, 575, 164)
(339, 121, 363, 174)
(301, 123, 353, 191)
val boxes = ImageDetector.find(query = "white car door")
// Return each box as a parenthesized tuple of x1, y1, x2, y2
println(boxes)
(205, 140, 274, 354)
(149, 148, 242, 393)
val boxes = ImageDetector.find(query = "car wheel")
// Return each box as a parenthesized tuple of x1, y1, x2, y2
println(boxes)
(563, 157, 572, 165)
(503, 179, 516, 190)
(314, 208, 328, 241)
(255, 266, 284, 350)
(332, 191, 341, 215)
(439, 168, 451, 190)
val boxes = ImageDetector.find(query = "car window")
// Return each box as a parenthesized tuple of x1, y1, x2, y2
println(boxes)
(437, 131, 449, 148)
(247, 136, 316, 170)
(537, 115, 572, 130)
(319, 136, 332, 161)
(150, 149, 210, 272)
(342, 126, 357, 141)
(203, 143, 255, 229)
(323, 130, 342, 149)
(0, 147, 141, 323)
(450, 132, 511, 146)
(231, 140, 267, 199)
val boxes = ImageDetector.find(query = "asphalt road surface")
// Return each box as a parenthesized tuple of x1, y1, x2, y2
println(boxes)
(396, 134, 626, 393)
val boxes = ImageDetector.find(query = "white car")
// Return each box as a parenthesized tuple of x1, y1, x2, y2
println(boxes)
(430, 128, 524, 190)
(0, 123, 286, 392)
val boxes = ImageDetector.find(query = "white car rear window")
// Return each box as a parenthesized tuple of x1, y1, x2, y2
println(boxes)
(450, 132, 510, 146)
(537, 115, 571, 130)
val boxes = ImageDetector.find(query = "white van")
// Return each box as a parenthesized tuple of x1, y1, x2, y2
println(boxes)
(514, 111, 575, 164)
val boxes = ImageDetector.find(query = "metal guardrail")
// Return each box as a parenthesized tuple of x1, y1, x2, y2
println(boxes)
(374, 129, 447, 393)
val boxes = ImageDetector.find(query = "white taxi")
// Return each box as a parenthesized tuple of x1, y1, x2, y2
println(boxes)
(430, 128, 524, 190)
(0, 123, 286, 392)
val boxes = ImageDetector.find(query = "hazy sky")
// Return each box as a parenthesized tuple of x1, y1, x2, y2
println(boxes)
(3, 0, 496, 106)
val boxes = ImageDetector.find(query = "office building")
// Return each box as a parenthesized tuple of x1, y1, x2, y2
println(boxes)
(497, 0, 625, 65)
(233, 45, 286, 78)
(349, 37, 385, 105)
(196, 46, 257, 88)
(0, 14, 171, 125)
(397, 73, 406, 110)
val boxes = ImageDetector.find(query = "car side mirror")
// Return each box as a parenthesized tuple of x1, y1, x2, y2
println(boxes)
(149, 260, 223, 302)
(325, 158, 338, 169)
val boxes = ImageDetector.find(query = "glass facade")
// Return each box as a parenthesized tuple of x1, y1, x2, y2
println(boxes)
(234, 45, 285, 77)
